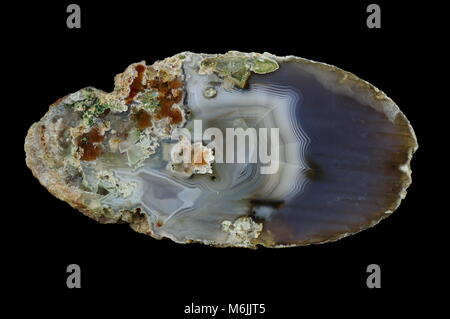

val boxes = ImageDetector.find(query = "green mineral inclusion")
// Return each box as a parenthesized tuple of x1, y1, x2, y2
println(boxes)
(200, 55, 279, 88)
(137, 90, 160, 111)
(67, 88, 110, 126)
(82, 103, 109, 126)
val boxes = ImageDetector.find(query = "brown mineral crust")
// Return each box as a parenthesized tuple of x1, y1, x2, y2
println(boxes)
(149, 79, 183, 124)
(134, 108, 152, 129)
(24, 57, 188, 240)
(119, 208, 153, 236)
(123, 62, 184, 125)
(125, 64, 147, 105)
(76, 127, 105, 161)
(25, 103, 154, 234)
(25, 121, 114, 224)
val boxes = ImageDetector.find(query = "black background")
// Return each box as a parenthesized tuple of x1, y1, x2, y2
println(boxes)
(6, 1, 442, 316)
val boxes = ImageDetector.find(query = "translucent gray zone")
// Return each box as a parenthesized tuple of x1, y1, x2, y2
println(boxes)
(111, 58, 311, 244)
(107, 58, 408, 246)
(253, 61, 409, 245)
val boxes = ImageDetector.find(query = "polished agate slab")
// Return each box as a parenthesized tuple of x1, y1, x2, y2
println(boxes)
(25, 52, 417, 247)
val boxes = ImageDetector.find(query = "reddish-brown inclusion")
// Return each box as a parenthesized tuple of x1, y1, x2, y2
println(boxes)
(125, 64, 147, 105)
(149, 79, 183, 124)
(76, 127, 105, 161)
(124, 65, 183, 125)
(134, 109, 152, 129)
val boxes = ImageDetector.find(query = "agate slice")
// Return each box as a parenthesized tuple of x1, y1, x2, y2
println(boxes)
(25, 51, 417, 248)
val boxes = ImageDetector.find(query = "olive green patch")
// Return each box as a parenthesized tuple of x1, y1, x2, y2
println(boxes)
(200, 55, 279, 89)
